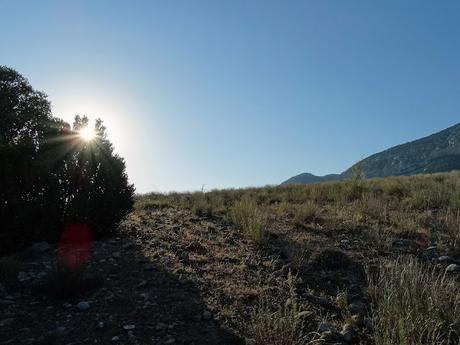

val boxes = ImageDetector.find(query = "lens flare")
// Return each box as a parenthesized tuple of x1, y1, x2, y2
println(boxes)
(58, 224, 93, 269)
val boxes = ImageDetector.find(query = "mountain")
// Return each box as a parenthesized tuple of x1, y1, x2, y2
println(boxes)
(282, 123, 460, 185)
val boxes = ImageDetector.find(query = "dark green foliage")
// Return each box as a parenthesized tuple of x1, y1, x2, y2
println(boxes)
(0, 66, 134, 254)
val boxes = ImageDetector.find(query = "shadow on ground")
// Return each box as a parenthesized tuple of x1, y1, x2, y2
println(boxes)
(0, 231, 243, 345)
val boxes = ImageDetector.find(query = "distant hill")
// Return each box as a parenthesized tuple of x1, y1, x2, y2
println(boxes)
(282, 123, 460, 185)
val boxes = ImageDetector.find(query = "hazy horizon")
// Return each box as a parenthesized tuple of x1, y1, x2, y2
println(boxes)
(2, 1, 460, 192)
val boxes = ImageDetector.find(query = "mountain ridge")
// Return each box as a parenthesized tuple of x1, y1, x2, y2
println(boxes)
(282, 122, 460, 185)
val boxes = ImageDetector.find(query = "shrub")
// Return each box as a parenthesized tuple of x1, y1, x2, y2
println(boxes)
(367, 256, 460, 345)
(229, 196, 267, 245)
(292, 201, 318, 227)
(248, 273, 310, 345)
(0, 66, 134, 254)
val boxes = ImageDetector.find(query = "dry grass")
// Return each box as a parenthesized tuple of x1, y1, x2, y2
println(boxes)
(292, 201, 318, 227)
(248, 273, 311, 345)
(229, 196, 268, 245)
(367, 256, 460, 345)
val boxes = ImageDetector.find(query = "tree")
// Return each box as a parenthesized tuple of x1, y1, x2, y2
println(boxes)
(0, 66, 134, 255)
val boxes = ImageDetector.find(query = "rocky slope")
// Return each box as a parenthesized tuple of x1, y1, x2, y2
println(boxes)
(283, 122, 460, 185)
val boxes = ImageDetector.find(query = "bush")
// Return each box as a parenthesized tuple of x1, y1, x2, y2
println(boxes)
(0, 66, 134, 254)
(229, 196, 267, 245)
(248, 273, 310, 345)
(292, 201, 318, 227)
(368, 256, 460, 345)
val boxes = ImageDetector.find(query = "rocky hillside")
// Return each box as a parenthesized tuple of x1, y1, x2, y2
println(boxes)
(283, 122, 460, 185)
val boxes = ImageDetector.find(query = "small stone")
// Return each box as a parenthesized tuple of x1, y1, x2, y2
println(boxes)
(319, 331, 341, 342)
(348, 301, 366, 315)
(438, 256, 451, 262)
(446, 264, 459, 273)
(31, 242, 52, 253)
(202, 311, 212, 321)
(155, 322, 167, 331)
(340, 239, 350, 244)
(98, 321, 104, 329)
(0, 318, 15, 327)
(123, 324, 135, 331)
(111, 336, 119, 342)
(17, 272, 29, 282)
(318, 322, 335, 333)
(164, 338, 176, 344)
(137, 280, 148, 288)
(56, 326, 67, 336)
(77, 301, 90, 311)
(341, 323, 356, 342)
(36, 272, 47, 279)
(351, 314, 364, 327)
(392, 239, 404, 246)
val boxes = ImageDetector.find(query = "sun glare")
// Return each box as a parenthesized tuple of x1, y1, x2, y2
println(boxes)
(79, 126, 96, 141)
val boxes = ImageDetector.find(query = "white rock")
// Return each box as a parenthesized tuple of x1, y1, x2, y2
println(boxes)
(446, 264, 459, 273)
(438, 256, 451, 262)
(123, 324, 135, 331)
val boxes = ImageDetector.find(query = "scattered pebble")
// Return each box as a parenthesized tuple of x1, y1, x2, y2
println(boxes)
(17, 271, 29, 282)
(341, 323, 356, 342)
(123, 324, 135, 331)
(202, 310, 212, 321)
(446, 264, 459, 273)
(318, 321, 335, 333)
(77, 301, 90, 311)
(56, 326, 68, 336)
(438, 255, 451, 262)
(31, 242, 52, 253)
(348, 301, 366, 315)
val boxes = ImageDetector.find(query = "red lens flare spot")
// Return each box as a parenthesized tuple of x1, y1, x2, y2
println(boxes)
(58, 224, 93, 269)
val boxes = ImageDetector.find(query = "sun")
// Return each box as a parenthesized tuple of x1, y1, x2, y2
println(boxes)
(79, 126, 96, 141)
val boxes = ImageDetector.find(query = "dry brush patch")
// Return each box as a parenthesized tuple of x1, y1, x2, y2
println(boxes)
(367, 256, 460, 345)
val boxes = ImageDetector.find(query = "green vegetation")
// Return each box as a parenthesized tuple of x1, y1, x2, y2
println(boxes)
(0, 66, 134, 255)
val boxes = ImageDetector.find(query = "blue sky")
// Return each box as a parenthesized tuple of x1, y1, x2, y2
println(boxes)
(1, 1, 460, 192)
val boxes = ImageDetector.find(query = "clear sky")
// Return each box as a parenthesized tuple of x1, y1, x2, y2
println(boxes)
(1, 1, 460, 193)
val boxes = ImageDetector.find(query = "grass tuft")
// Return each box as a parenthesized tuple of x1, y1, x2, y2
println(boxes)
(367, 256, 460, 345)
(229, 196, 268, 245)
